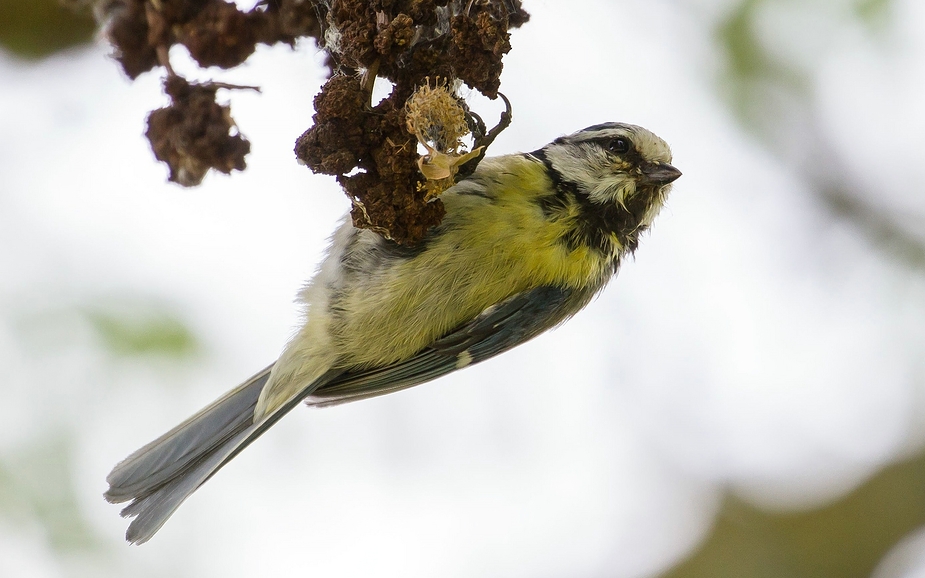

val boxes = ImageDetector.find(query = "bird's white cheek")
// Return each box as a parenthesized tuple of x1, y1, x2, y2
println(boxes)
(589, 177, 634, 208)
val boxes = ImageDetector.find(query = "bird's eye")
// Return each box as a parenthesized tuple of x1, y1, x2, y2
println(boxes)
(606, 137, 631, 155)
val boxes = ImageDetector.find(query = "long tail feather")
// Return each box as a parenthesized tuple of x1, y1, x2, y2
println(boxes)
(105, 366, 273, 501)
(105, 365, 278, 544)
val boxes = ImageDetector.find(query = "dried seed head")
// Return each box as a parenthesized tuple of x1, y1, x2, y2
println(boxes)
(405, 78, 482, 199)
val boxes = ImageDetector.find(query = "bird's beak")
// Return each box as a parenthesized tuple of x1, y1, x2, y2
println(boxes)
(641, 162, 682, 185)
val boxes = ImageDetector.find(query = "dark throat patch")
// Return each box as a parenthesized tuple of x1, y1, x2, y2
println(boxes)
(528, 150, 653, 258)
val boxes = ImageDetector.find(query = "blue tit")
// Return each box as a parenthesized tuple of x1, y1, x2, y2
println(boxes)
(105, 122, 681, 544)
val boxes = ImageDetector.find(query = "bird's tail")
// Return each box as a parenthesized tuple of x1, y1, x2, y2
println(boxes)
(104, 364, 294, 544)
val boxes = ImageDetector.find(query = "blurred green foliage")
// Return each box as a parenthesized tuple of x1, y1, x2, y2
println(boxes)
(717, 0, 893, 109)
(855, 0, 892, 26)
(84, 305, 200, 358)
(0, 0, 95, 59)
(0, 434, 103, 551)
(663, 453, 925, 578)
(821, 184, 925, 270)
(716, 0, 805, 131)
(714, 0, 925, 275)
(1, 298, 199, 563)
(15, 299, 200, 359)
(658, 2, 925, 576)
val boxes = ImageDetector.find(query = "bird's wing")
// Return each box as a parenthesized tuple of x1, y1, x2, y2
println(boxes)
(307, 285, 584, 407)
(103, 286, 583, 542)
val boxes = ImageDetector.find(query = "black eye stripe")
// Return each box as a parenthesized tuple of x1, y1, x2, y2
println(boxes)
(588, 135, 633, 155)
(588, 136, 646, 166)
(606, 137, 631, 154)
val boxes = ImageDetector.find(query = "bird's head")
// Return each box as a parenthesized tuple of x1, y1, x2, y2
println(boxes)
(533, 123, 681, 253)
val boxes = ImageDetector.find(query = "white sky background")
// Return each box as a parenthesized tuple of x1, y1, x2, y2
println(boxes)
(1, 0, 925, 576)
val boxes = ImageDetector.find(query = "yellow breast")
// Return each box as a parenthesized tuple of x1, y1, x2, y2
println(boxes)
(330, 155, 615, 368)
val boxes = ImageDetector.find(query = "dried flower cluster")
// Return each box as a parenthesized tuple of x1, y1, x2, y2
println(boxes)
(296, 0, 527, 244)
(97, 0, 322, 185)
(96, 0, 527, 243)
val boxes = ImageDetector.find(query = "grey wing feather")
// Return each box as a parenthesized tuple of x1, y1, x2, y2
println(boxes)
(308, 285, 582, 407)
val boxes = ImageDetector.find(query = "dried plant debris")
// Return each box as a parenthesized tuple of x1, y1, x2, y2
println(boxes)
(296, 0, 528, 244)
(93, 0, 323, 184)
(95, 0, 527, 244)
(146, 76, 251, 186)
(99, 0, 322, 78)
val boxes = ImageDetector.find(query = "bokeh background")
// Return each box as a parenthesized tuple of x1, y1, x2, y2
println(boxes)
(2, 0, 925, 576)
